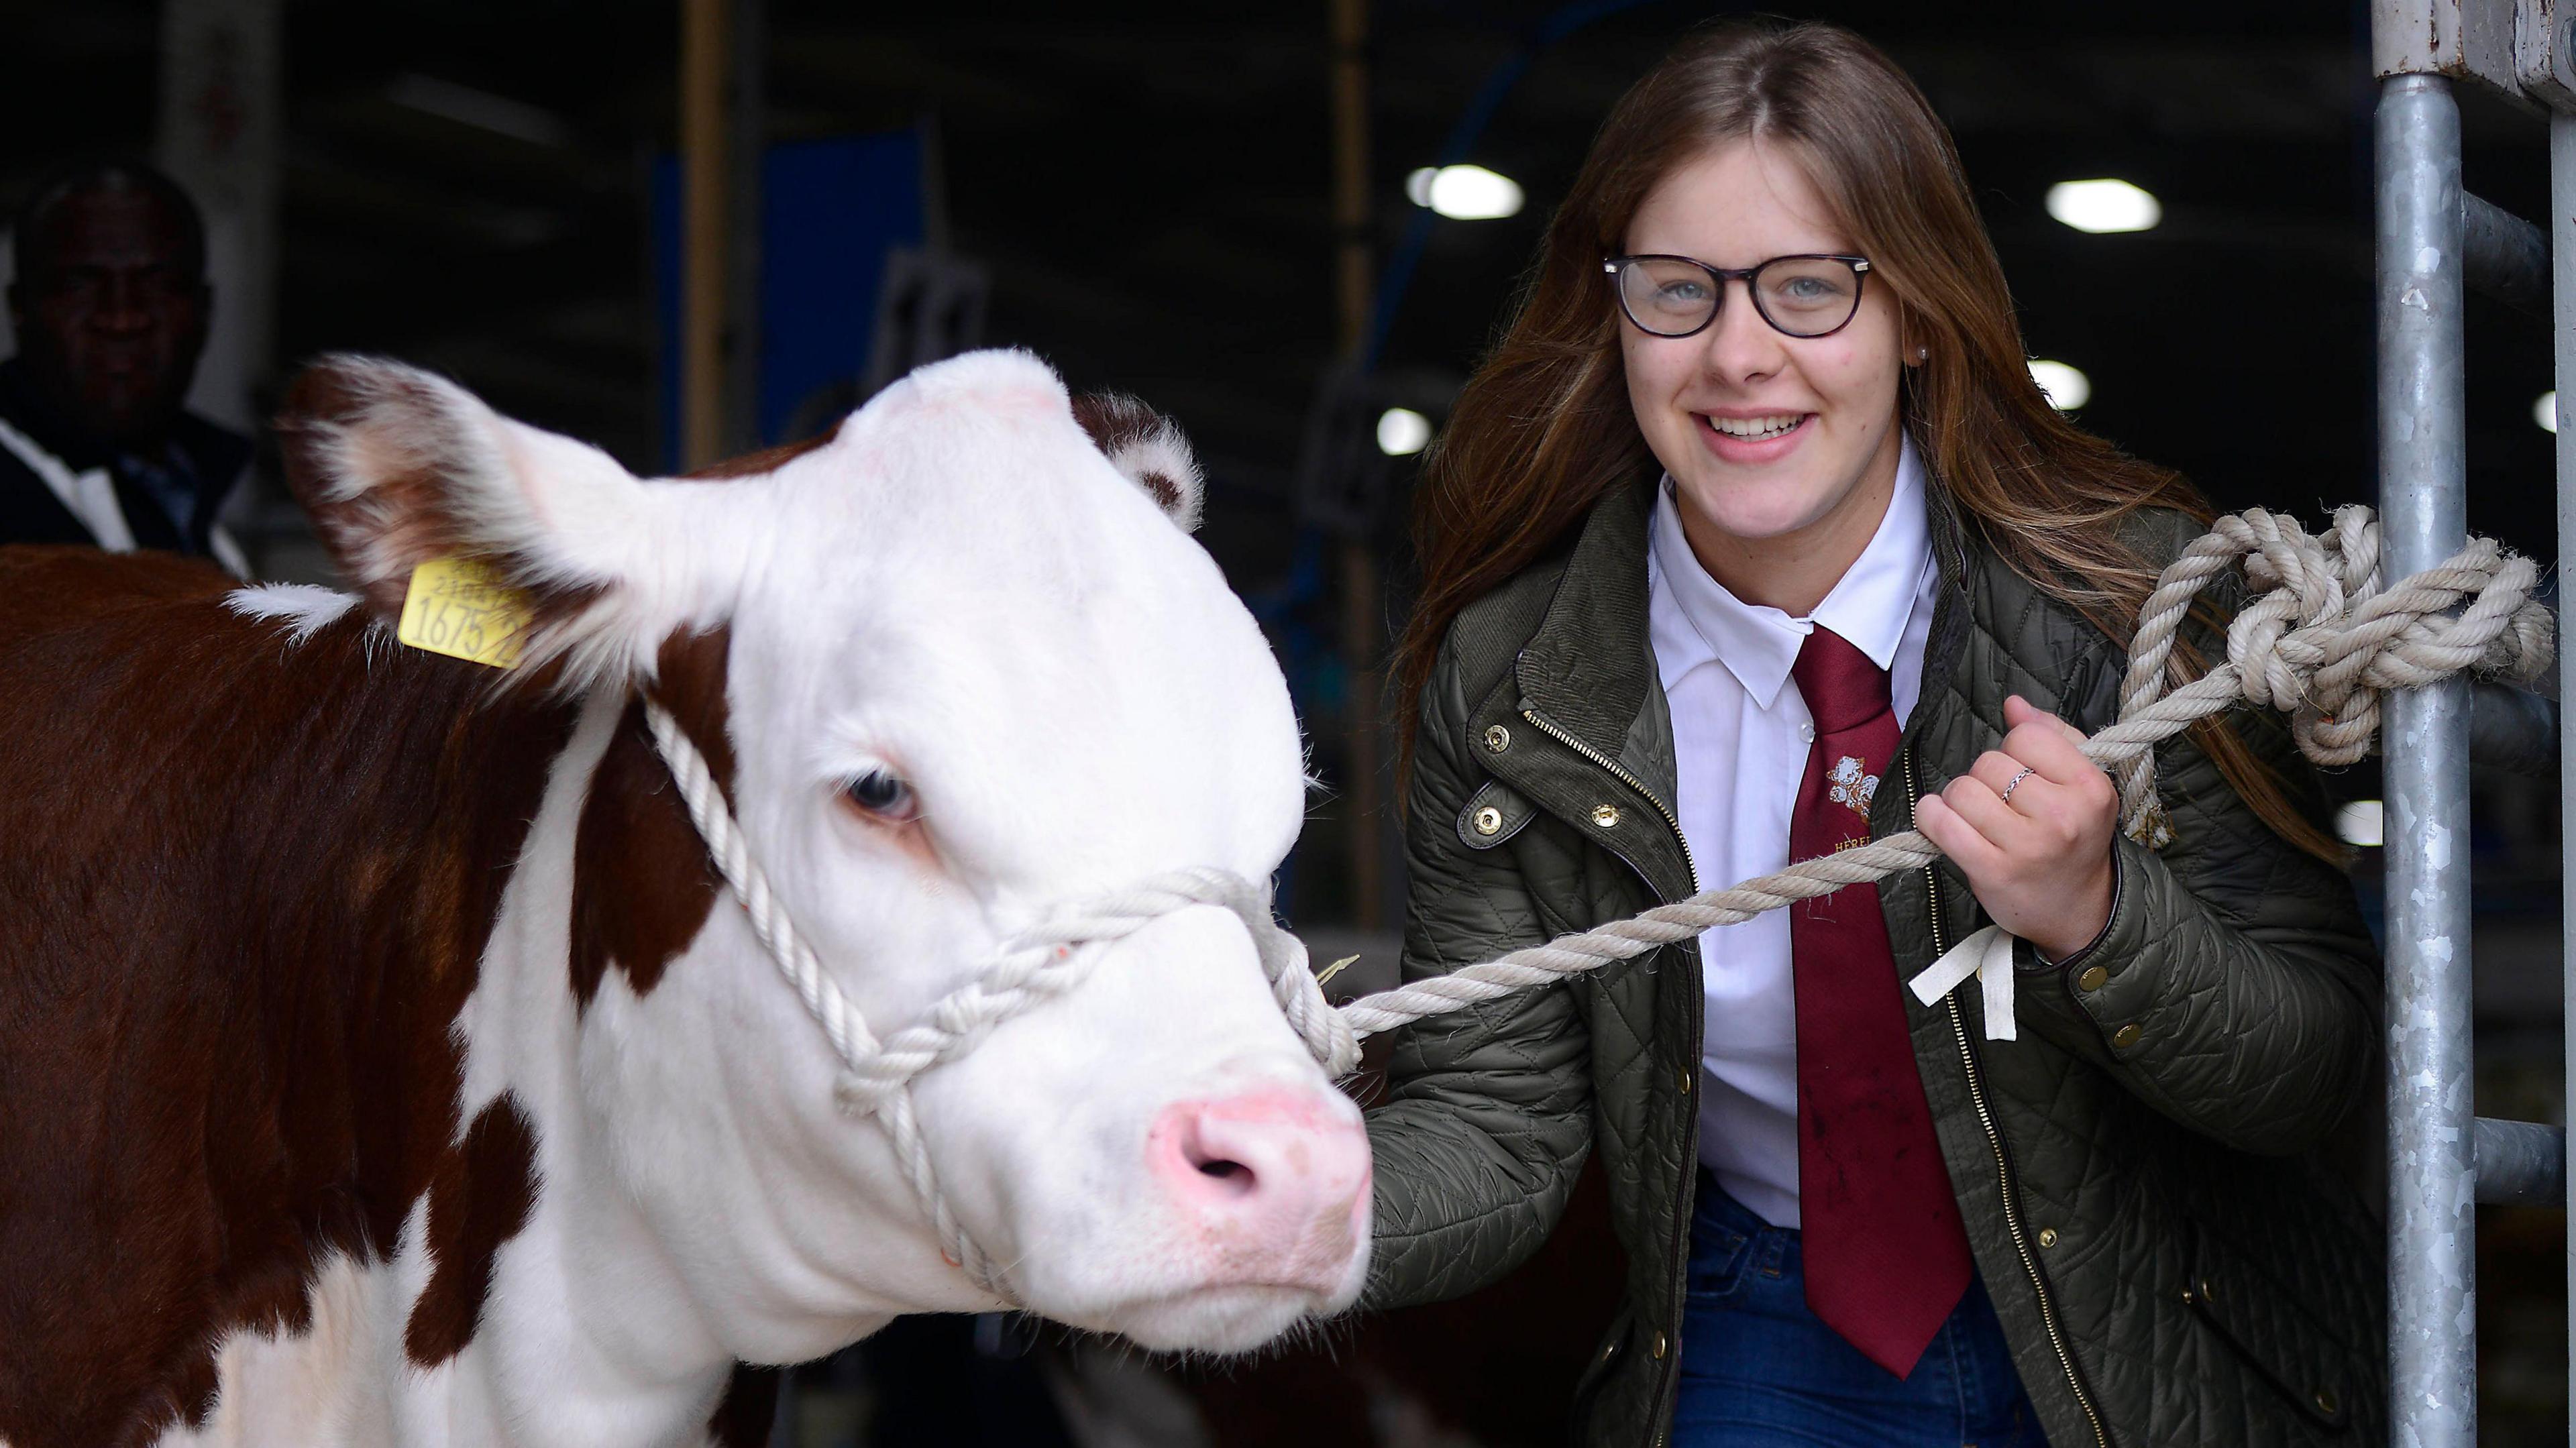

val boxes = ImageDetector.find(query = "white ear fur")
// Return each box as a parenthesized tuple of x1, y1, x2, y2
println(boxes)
(279, 354, 697, 689)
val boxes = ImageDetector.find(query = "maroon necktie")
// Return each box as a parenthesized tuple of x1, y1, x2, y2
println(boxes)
(1788, 625, 1972, 1378)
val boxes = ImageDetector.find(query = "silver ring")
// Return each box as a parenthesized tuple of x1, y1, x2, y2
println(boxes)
(2000, 765, 2037, 805)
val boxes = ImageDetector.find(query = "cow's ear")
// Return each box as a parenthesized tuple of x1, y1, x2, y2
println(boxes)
(1070, 392, 1205, 533)
(276, 354, 681, 686)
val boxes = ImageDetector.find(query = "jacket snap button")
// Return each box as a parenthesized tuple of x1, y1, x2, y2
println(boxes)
(2037, 1227, 2059, 1249)
(2198, 1276, 2219, 1304)
(1483, 724, 1511, 753)
(1592, 803, 1621, 828)
(2077, 964, 2109, 992)
(2111, 1022, 2143, 1050)
(2313, 1387, 2339, 1416)
(1678, 1068, 1692, 1093)
(1472, 805, 1504, 837)
(1650, 1331, 1668, 1359)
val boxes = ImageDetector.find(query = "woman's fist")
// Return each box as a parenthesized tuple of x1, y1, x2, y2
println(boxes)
(1911, 695, 2118, 960)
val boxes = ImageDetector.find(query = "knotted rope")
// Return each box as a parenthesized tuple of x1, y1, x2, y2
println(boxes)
(644, 504, 2546, 1294)
(1329, 505, 2553, 1038)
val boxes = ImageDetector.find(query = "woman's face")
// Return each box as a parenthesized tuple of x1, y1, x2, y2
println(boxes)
(1619, 140, 1907, 584)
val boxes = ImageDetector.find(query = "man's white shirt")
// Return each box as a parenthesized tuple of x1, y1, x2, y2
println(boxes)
(1646, 433, 1938, 1229)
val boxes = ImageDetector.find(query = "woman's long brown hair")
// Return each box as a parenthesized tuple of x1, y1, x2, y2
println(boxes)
(1393, 19, 2340, 860)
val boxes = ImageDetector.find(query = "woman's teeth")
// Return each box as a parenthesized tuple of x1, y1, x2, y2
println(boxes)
(1705, 413, 1805, 440)
(1707, 413, 1805, 439)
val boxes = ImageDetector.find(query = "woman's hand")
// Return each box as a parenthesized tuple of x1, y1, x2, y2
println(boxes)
(1911, 695, 2118, 960)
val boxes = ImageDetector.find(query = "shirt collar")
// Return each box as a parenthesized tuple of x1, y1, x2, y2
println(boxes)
(1647, 431, 1933, 710)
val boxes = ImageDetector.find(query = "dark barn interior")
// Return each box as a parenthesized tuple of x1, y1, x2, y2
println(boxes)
(2, 1, 2567, 1443)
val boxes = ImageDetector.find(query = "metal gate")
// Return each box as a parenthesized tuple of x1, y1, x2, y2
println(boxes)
(2371, 4, 2576, 1443)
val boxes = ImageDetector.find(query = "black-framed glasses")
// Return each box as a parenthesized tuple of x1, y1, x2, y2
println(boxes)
(1603, 254, 1872, 339)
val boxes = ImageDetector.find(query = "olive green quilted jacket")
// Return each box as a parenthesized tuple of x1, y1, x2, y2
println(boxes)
(1361, 476, 2386, 1448)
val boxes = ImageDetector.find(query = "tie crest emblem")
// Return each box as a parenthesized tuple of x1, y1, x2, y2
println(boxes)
(1827, 755, 1878, 821)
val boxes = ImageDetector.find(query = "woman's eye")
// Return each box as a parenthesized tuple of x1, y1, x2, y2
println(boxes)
(845, 771, 919, 822)
(1655, 280, 1709, 303)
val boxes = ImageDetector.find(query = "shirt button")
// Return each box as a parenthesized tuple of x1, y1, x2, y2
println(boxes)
(1801, 722, 1817, 744)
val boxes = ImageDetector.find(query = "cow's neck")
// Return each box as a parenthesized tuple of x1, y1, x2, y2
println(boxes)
(408, 686, 748, 1447)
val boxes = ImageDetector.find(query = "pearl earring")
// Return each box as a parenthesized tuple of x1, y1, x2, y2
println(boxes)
(1915, 346, 1929, 361)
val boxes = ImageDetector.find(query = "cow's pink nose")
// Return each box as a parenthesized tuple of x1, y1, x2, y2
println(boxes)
(1147, 1090, 1371, 1293)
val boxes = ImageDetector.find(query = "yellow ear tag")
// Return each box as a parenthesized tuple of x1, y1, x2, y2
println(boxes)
(397, 557, 534, 669)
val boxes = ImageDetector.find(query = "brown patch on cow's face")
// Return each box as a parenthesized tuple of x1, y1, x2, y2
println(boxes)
(404, 1095, 541, 1366)
(570, 627, 734, 1009)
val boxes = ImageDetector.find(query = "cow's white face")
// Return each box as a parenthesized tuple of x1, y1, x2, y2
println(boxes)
(286, 350, 1368, 1362)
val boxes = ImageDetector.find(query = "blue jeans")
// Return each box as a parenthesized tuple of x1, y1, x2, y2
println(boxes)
(1674, 1173, 2045, 1447)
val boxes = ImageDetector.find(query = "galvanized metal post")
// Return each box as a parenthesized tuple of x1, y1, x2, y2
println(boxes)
(2377, 72, 2477, 1448)
(2554, 101, 2576, 1448)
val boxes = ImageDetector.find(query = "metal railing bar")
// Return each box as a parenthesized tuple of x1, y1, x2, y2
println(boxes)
(2378, 70, 2478, 1448)
(2463, 190, 2551, 315)
(2548, 99, 2576, 1448)
(2469, 679, 2560, 776)
(2473, 1116, 2568, 1205)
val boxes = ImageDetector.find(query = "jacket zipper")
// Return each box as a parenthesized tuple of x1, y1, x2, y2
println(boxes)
(1904, 751, 2110, 1448)
(1517, 706, 1701, 1447)
(1519, 708, 1701, 893)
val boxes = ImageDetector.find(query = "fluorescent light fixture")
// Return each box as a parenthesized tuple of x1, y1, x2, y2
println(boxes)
(1405, 164, 1523, 221)
(2335, 799, 2383, 847)
(2045, 178, 2161, 234)
(387, 74, 573, 149)
(2538, 391, 2558, 434)
(2027, 359, 2092, 411)
(1377, 407, 1432, 456)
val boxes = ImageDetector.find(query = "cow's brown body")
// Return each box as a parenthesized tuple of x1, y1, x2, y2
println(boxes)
(0, 547, 766, 1448)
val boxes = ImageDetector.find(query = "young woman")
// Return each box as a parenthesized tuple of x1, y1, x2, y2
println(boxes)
(1361, 21, 2383, 1448)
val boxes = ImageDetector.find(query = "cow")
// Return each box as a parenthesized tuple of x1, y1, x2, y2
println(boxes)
(0, 349, 1372, 1448)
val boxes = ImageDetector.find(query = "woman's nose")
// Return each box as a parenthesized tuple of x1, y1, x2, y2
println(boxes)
(1697, 278, 1786, 385)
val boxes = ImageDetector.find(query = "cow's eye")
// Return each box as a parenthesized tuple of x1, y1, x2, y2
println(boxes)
(844, 770, 919, 823)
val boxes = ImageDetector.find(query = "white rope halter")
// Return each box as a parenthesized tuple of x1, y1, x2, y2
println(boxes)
(639, 503, 2548, 1298)
(641, 701, 1357, 1298)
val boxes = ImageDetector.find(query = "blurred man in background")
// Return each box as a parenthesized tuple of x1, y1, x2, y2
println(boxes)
(0, 160, 248, 571)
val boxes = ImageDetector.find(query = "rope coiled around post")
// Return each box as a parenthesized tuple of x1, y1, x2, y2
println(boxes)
(1328, 505, 2553, 1042)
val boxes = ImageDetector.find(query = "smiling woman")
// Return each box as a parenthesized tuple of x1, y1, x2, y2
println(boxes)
(1365, 19, 2383, 1448)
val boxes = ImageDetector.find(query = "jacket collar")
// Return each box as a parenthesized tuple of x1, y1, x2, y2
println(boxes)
(1511, 461, 1975, 769)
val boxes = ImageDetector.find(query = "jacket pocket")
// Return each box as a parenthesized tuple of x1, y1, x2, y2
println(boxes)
(1566, 1304, 1633, 1442)
(2182, 1217, 2359, 1434)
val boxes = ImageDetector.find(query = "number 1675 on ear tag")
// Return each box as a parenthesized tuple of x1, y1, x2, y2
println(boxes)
(398, 557, 533, 670)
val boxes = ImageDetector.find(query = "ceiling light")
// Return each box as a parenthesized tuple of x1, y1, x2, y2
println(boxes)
(2537, 391, 2558, 434)
(2027, 359, 2092, 411)
(2336, 799, 2383, 847)
(1405, 164, 1523, 221)
(2045, 178, 2161, 234)
(1377, 407, 1432, 456)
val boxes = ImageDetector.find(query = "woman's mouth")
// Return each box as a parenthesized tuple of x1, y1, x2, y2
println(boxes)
(1695, 410, 1815, 459)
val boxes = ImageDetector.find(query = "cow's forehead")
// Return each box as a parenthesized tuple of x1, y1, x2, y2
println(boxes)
(702, 395, 1304, 887)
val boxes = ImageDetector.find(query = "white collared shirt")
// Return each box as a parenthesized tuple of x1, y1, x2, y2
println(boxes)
(1646, 434, 1939, 1229)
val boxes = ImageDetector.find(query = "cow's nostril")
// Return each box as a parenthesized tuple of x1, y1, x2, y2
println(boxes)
(1189, 1150, 1257, 1195)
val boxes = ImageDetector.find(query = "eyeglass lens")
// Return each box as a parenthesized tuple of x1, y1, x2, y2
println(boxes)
(1614, 257, 1862, 339)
